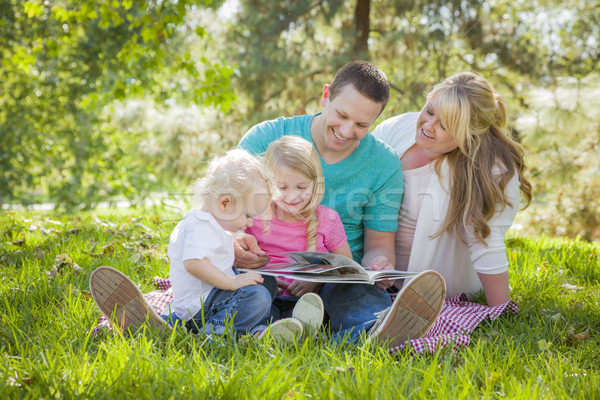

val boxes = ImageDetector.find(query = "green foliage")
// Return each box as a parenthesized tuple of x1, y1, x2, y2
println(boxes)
(1, 210, 600, 398)
(104, 99, 241, 191)
(1, 0, 233, 209)
(516, 74, 600, 240)
(222, 0, 600, 240)
(2, 0, 600, 239)
(223, 0, 600, 125)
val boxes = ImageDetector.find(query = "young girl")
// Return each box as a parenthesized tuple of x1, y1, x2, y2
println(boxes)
(246, 136, 353, 317)
(90, 149, 307, 341)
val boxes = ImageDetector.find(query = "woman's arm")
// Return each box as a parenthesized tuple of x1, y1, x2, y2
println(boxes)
(477, 271, 510, 307)
(468, 174, 520, 306)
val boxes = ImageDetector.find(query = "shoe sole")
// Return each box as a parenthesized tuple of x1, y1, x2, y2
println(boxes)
(89, 266, 166, 333)
(369, 270, 445, 348)
(258, 318, 303, 342)
(292, 293, 324, 338)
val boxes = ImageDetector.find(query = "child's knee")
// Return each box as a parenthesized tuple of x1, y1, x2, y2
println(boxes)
(242, 285, 272, 311)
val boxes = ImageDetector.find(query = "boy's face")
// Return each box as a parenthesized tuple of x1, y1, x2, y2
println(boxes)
(212, 187, 270, 233)
(314, 84, 383, 156)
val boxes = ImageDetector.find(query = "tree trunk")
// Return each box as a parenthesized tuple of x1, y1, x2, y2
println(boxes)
(352, 0, 370, 60)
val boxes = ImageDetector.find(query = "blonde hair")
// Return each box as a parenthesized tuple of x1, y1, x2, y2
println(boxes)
(193, 148, 276, 210)
(263, 136, 325, 251)
(430, 72, 533, 245)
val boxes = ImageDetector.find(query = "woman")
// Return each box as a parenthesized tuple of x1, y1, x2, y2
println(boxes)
(373, 72, 532, 307)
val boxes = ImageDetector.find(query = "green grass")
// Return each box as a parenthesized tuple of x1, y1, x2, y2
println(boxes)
(1, 208, 599, 399)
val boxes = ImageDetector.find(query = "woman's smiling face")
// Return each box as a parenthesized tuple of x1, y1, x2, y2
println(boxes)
(415, 94, 459, 159)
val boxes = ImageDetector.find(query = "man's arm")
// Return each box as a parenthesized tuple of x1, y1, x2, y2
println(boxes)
(233, 232, 269, 269)
(362, 227, 396, 289)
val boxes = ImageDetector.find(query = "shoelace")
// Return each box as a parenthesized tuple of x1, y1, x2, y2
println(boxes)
(367, 306, 390, 336)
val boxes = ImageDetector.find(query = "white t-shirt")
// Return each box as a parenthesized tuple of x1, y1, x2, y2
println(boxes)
(167, 209, 235, 321)
(395, 163, 433, 271)
(373, 113, 520, 298)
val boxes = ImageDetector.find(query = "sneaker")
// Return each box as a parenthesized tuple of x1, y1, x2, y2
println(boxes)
(256, 318, 303, 342)
(89, 266, 167, 333)
(367, 270, 445, 348)
(292, 293, 324, 338)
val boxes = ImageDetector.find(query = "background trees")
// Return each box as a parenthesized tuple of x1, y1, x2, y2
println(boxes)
(1, 0, 599, 239)
(1, 0, 233, 208)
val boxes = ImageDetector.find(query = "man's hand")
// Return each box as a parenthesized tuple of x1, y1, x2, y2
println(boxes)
(367, 255, 395, 290)
(233, 232, 269, 269)
(362, 228, 396, 291)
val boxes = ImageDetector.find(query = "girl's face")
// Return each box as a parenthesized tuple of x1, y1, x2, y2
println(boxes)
(274, 166, 315, 221)
(415, 93, 459, 160)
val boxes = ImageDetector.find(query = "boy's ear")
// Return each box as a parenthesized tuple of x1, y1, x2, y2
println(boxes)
(218, 195, 233, 211)
(321, 84, 330, 107)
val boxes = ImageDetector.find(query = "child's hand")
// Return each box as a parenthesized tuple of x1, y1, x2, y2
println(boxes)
(275, 277, 289, 296)
(231, 271, 264, 290)
(286, 280, 322, 297)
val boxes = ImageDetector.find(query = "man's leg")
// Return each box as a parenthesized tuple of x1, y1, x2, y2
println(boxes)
(319, 283, 391, 343)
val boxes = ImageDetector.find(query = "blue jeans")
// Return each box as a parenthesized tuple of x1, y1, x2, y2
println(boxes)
(319, 283, 391, 343)
(164, 272, 276, 337)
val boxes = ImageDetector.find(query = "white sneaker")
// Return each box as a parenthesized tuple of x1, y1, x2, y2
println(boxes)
(89, 266, 167, 333)
(256, 318, 303, 342)
(292, 293, 324, 338)
(367, 270, 445, 348)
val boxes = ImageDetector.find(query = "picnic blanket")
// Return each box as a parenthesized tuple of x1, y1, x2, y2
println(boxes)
(91, 277, 519, 355)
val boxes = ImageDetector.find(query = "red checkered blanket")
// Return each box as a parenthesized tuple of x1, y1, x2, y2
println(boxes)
(91, 277, 518, 355)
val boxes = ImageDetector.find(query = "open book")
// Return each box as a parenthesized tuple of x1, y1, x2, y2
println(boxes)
(238, 251, 418, 284)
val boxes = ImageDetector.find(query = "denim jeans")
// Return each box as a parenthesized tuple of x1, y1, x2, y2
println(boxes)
(163, 271, 275, 337)
(319, 282, 391, 343)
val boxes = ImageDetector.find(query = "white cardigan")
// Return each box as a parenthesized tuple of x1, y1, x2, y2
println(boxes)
(373, 113, 520, 298)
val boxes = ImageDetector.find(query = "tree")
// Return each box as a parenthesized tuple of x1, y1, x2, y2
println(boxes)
(221, 0, 600, 240)
(0, 0, 233, 208)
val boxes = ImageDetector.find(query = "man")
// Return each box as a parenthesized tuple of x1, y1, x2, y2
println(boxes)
(235, 61, 444, 346)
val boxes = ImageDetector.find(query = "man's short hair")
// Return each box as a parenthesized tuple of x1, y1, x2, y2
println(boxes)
(329, 61, 390, 110)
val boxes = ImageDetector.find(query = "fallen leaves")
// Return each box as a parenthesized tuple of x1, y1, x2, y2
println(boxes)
(47, 253, 83, 278)
(561, 283, 583, 292)
(564, 328, 590, 346)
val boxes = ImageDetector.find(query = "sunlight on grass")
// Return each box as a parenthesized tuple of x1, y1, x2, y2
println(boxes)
(1, 208, 599, 398)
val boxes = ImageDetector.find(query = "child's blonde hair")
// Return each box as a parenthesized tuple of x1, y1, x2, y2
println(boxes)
(263, 136, 325, 251)
(193, 149, 276, 209)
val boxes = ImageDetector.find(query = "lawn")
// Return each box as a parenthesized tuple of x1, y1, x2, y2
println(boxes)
(1, 208, 599, 399)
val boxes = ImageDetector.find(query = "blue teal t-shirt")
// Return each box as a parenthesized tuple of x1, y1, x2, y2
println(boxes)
(238, 113, 403, 262)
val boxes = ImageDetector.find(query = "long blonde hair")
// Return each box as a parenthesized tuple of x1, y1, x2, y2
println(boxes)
(263, 136, 325, 251)
(430, 72, 533, 245)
